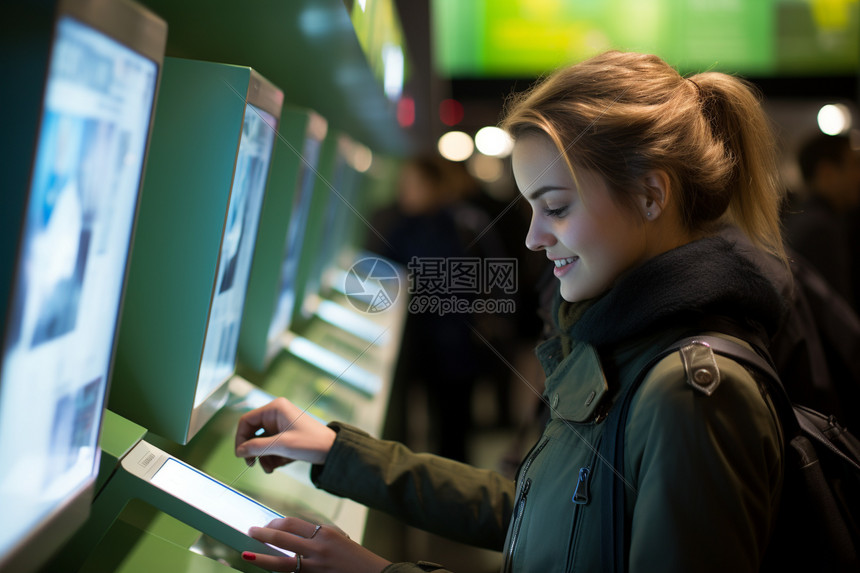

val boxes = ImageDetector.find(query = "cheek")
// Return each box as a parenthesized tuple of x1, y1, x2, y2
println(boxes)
(556, 213, 604, 254)
(566, 209, 642, 273)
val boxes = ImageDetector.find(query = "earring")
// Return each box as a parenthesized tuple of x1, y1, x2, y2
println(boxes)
(646, 211, 652, 218)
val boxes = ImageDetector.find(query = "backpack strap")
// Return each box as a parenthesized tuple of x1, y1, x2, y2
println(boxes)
(600, 334, 789, 573)
(690, 335, 860, 472)
(599, 339, 689, 573)
(697, 337, 860, 571)
(690, 335, 797, 432)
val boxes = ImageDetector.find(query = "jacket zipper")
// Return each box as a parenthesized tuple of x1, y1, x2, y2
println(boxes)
(565, 438, 601, 571)
(503, 438, 548, 573)
(571, 467, 591, 504)
(507, 478, 531, 568)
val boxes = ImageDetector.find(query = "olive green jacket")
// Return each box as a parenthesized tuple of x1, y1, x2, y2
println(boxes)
(311, 331, 783, 573)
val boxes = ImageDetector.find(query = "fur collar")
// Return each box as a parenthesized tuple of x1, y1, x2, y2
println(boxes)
(554, 236, 785, 349)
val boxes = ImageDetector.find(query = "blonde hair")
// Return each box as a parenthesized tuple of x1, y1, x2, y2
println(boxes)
(501, 51, 786, 262)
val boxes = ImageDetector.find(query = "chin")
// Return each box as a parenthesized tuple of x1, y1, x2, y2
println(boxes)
(559, 281, 605, 303)
(559, 284, 584, 303)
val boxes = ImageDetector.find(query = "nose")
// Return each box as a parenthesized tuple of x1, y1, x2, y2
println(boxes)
(525, 213, 555, 252)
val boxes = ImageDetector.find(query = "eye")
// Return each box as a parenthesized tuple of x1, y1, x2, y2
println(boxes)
(543, 205, 569, 218)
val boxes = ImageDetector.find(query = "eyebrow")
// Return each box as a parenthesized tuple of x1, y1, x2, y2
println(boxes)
(526, 185, 569, 201)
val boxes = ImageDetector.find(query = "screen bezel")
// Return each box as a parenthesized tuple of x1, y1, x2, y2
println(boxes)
(120, 441, 292, 559)
(0, 1, 166, 571)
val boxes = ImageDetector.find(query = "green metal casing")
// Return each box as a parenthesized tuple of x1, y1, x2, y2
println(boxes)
(95, 410, 148, 493)
(109, 57, 282, 445)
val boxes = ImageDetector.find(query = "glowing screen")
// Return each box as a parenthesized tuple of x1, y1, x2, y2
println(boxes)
(267, 136, 322, 342)
(151, 458, 293, 556)
(0, 16, 157, 556)
(194, 104, 277, 407)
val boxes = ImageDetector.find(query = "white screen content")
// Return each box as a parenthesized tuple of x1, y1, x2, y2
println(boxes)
(267, 136, 322, 343)
(150, 458, 293, 556)
(195, 104, 277, 407)
(0, 16, 156, 557)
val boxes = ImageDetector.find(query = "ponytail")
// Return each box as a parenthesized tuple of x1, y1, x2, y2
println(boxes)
(691, 72, 786, 263)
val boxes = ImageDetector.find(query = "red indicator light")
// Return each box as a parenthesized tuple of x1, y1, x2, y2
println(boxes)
(439, 98, 464, 126)
(397, 96, 415, 127)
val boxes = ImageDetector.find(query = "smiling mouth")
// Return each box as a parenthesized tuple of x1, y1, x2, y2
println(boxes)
(553, 257, 578, 268)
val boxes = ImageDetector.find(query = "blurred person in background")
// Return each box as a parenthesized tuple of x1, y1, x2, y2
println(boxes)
(366, 154, 516, 463)
(783, 132, 860, 310)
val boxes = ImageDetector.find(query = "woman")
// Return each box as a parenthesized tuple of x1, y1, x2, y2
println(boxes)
(234, 51, 786, 572)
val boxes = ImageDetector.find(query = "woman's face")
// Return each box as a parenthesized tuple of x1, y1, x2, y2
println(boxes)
(512, 132, 651, 302)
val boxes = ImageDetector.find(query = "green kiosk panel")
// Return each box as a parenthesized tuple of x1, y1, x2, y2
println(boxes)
(109, 57, 283, 445)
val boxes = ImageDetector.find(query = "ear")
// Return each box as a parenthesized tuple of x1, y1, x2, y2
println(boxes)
(638, 170, 671, 220)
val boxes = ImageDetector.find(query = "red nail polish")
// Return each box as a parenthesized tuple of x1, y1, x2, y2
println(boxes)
(242, 552, 256, 561)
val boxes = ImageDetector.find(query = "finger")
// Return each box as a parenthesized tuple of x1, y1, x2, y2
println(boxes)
(323, 523, 350, 539)
(248, 526, 310, 556)
(241, 551, 300, 573)
(266, 516, 320, 538)
(235, 436, 280, 459)
(235, 407, 268, 447)
(235, 398, 288, 451)
(260, 455, 293, 474)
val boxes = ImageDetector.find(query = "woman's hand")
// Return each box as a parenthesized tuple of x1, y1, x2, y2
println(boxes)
(242, 517, 391, 573)
(234, 397, 337, 472)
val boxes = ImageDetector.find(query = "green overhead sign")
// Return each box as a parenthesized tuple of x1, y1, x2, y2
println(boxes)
(433, 0, 859, 77)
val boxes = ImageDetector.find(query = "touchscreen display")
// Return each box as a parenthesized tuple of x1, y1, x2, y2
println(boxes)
(0, 16, 157, 557)
(195, 104, 277, 407)
(267, 136, 322, 342)
(150, 458, 293, 556)
(312, 152, 349, 283)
